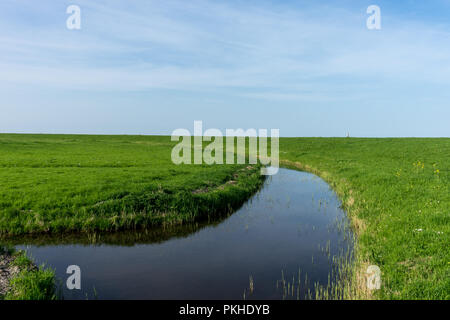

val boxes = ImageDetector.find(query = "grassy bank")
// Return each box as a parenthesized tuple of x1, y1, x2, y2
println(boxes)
(0, 134, 264, 236)
(280, 138, 449, 300)
(0, 247, 56, 300)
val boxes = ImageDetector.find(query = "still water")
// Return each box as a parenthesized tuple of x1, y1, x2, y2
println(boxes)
(17, 168, 353, 300)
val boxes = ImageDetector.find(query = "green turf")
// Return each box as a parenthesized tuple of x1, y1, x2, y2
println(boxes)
(0, 134, 448, 299)
(0, 134, 264, 235)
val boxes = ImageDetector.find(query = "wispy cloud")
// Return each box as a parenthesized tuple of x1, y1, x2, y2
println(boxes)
(2, 0, 450, 97)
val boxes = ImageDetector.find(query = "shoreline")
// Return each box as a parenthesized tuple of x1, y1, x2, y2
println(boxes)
(0, 165, 265, 238)
(280, 159, 371, 299)
(0, 248, 55, 300)
(0, 251, 20, 297)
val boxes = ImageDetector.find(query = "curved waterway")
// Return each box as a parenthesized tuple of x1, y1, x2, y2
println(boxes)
(15, 168, 354, 300)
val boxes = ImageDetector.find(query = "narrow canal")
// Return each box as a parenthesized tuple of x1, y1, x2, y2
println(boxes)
(17, 168, 354, 299)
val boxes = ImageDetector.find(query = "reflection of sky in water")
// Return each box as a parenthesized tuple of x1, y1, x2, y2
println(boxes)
(18, 169, 353, 300)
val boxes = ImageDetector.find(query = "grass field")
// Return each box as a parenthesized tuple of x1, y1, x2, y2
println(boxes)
(280, 138, 449, 300)
(0, 134, 264, 235)
(0, 134, 448, 300)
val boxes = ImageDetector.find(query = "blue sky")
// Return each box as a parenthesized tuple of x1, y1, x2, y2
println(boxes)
(1, 0, 449, 137)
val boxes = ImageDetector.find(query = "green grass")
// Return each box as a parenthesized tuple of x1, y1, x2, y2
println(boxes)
(0, 248, 57, 300)
(279, 138, 449, 300)
(0, 134, 448, 299)
(0, 134, 264, 236)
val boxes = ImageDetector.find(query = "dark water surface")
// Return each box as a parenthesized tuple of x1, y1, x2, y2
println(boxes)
(16, 168, 353, 300)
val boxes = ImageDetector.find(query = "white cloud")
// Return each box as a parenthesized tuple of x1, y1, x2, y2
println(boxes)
(1, 0, 450, 100)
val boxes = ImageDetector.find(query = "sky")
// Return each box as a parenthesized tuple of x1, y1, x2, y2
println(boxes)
(1, 0, 449, 137)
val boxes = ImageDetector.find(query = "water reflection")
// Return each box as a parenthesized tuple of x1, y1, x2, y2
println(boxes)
(8, 168, 353, 300)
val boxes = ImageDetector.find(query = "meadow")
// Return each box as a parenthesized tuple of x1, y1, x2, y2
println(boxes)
(0, 134, 448, 300)
(0, 134, 264, 236)
(280, 138, 449, 300)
